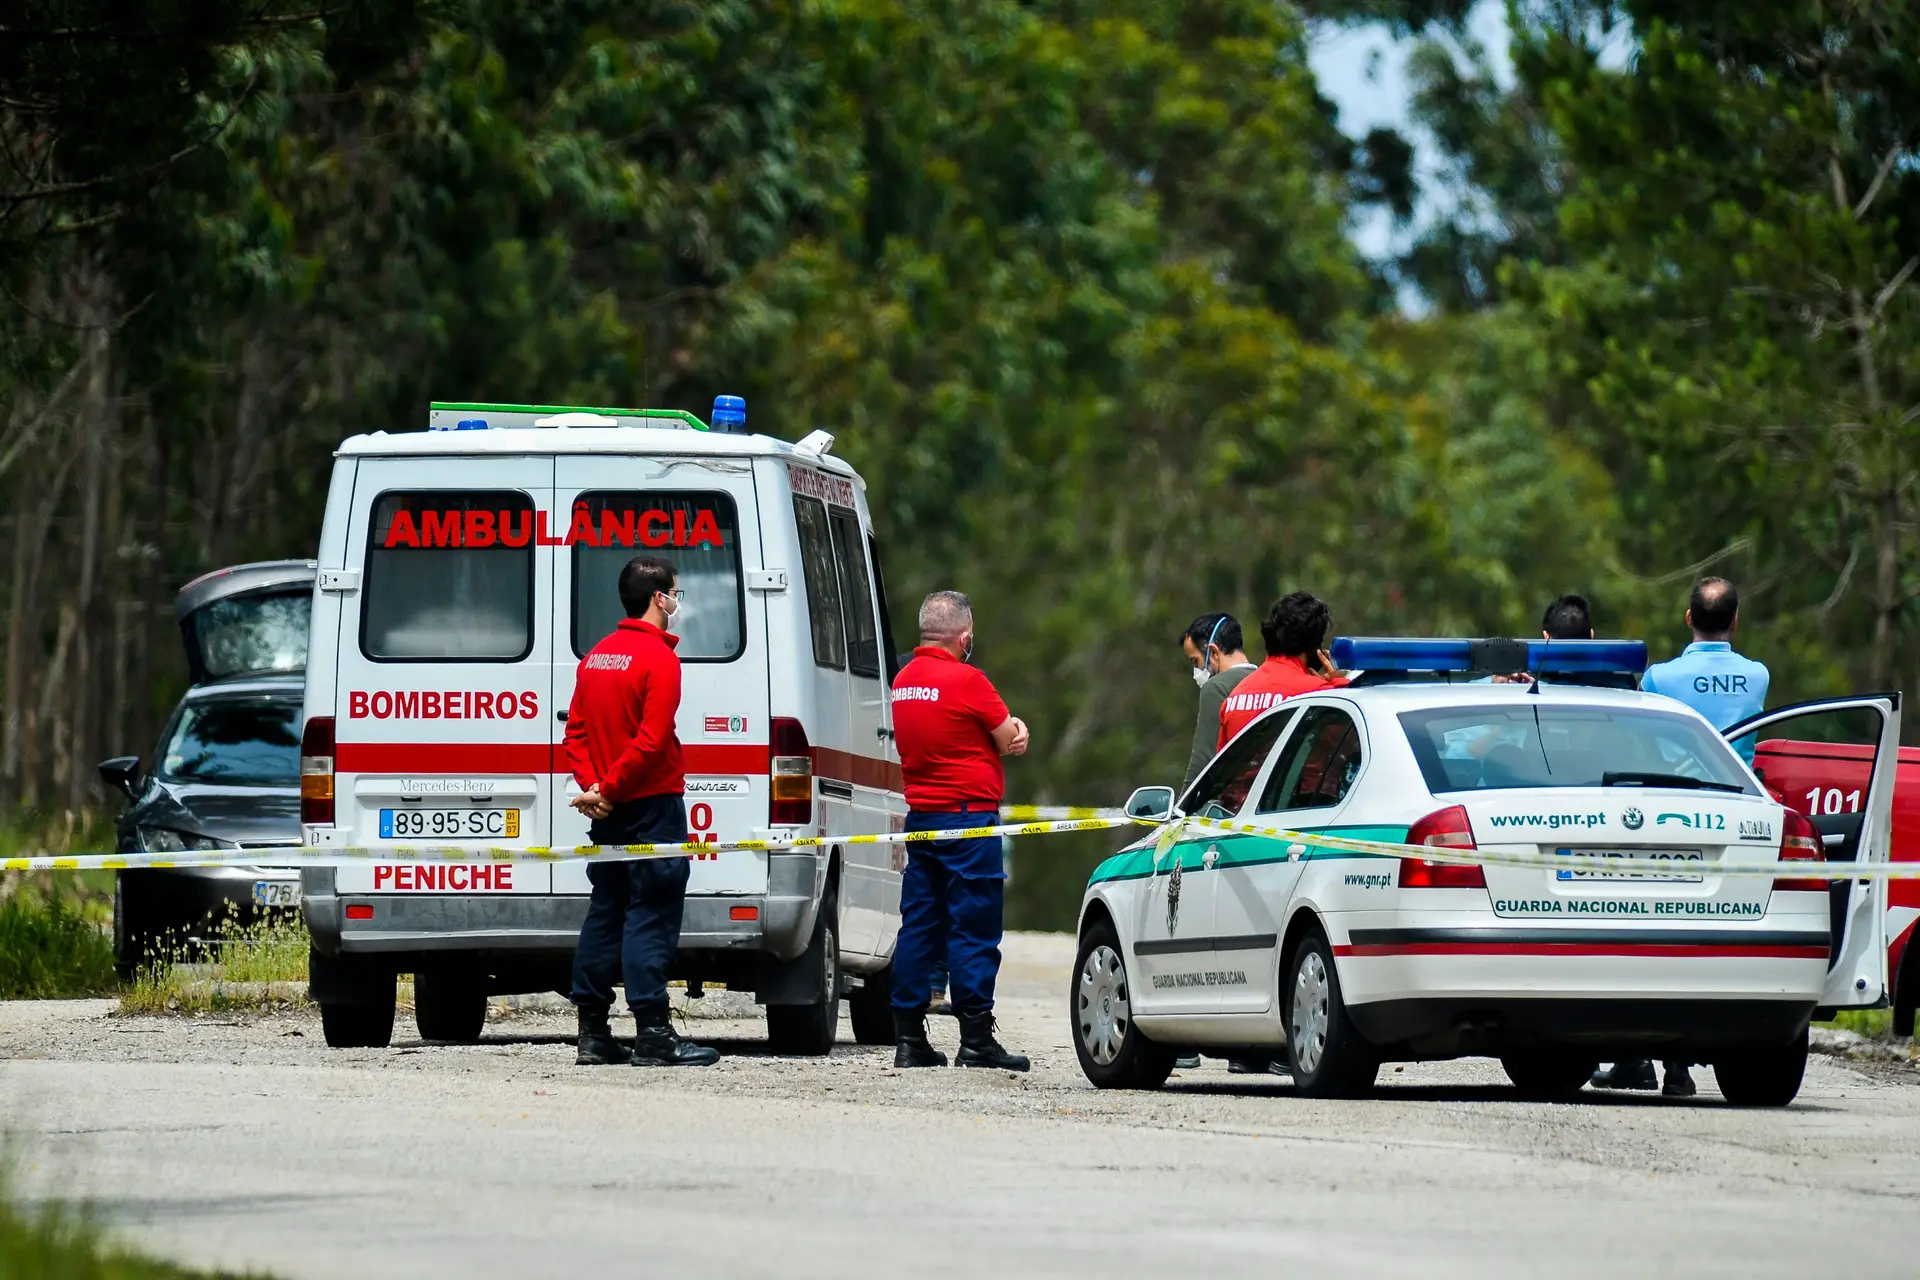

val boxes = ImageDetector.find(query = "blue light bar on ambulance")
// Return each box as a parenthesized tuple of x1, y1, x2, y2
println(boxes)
(711, 394, 746, 433)
(1330, 637, 1648, 674)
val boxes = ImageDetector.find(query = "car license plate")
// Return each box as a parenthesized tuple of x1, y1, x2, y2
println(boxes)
(1556, 847, 1704, 883)
(251, 880, 301, 908)
(379, 807, 521, 839)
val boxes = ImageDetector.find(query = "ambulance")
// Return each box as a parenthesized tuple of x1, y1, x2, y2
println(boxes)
(298, 399, 906, 1053)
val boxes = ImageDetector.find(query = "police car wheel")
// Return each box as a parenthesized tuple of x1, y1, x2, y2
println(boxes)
(414, 968, 488, 1043)
(320, 1000, 395, 1049)
(1501, 1053, 1598, 1100)
(1285, 929, 1378, 1099)
(1072, 919, 1175, 1090)
(1712, 1028, 1808, 1107)
(767, 890, 840, 1056)
(847, 963, 894, 1046)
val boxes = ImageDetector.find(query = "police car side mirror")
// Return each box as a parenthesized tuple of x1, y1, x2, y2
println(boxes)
(1125, 786, 1177, 823)
(97, 755, 141, 801)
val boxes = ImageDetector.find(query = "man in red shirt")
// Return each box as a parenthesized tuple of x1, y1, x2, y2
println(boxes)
(1217, 591, 1348, 747)
(887, 590, 1031, 1071)
(564, 555, 718, 1068)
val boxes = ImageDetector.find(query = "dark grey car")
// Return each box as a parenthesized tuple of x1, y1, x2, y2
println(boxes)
(97, 560, 314, 977)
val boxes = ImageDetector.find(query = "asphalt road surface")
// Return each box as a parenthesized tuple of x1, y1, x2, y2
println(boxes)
(4, 933, 1918, 1279)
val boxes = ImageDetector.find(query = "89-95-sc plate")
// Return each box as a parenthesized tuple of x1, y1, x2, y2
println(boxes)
(380, 808, 521, 839)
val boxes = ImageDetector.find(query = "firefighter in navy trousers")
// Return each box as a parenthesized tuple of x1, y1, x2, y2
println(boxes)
(887, 590, 1033, 1071)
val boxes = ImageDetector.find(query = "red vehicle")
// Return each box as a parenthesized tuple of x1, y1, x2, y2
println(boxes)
(1739, 694, 1917, 1032)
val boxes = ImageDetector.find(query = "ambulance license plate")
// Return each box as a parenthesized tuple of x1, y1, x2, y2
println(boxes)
(1555, 848, 1703, 883)
(380, 808, 520, 839)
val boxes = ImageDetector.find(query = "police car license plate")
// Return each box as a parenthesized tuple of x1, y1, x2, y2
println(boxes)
(380, 808, 521, 839)
(1556, 847, 1703, 883)
(251, 880, 300, 908)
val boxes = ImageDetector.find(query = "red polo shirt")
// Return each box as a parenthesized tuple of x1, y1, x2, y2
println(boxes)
(890, 646, 1010, 810)
(563, 618, 684, 803)
(1217, 655, 1348, 748)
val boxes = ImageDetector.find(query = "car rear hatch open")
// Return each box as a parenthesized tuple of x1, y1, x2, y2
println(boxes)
(176, 560, 317, 684)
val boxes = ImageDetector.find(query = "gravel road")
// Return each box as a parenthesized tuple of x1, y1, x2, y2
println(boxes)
(4, 932, 1918, 1279)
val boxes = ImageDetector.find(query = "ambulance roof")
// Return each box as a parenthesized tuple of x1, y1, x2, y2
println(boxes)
(335, 400, 863, 486)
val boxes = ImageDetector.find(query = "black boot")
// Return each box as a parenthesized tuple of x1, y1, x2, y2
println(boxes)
(632, 1018, 719, 1067)
(574, 1006, 630, 1066)
(956, 1010, 1029, 1073)
(893, 1010, 948, 1068)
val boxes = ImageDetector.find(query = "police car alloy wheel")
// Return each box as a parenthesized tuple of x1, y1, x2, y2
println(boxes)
(1072, 918, 1176, 1090)
(1284, 929, 1378, 1099)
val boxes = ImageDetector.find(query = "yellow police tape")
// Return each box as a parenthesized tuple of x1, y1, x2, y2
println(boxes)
(8, 810, 1920, 880)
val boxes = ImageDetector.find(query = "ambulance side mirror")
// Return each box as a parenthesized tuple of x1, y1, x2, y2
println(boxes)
(1125, 786, 1177, 824)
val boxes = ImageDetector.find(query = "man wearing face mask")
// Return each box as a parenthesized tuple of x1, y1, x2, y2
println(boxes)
(887, 590, 1032, 1071)
(564, 555, 719, 1068)
(1181, 613, 1256, 792)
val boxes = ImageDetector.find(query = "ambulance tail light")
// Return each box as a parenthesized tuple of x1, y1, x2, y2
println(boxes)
(1773, 810, 1825, 893)
(770, 717, 813, 826)
(1399, 805, 1486, 888)
(301, 716, 336, 825)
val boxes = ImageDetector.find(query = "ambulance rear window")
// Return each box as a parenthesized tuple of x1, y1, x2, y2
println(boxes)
(572, 492, 744, 661)
(362, 491, 535, 661)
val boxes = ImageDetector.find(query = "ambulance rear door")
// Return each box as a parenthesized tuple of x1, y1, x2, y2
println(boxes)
(551, 453, 770, 899)
(332, 457, 555, 896)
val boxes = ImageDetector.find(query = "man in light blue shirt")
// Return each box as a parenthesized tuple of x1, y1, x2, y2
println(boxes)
(1594, 576, 1769, 1100)
(1640, 576, 1770, 754)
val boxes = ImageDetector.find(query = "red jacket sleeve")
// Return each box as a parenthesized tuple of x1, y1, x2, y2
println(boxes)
(970, 669, 1010, 731)
(563, 675, 595, 791)
(598, 647, 682, 803)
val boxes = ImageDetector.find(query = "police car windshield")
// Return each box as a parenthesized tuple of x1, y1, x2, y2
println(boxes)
(160, 698, 303, 787)
(1398, 705, 1758, 796)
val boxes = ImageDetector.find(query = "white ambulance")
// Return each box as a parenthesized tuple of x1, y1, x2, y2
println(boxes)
(299, 399, 907, 1053)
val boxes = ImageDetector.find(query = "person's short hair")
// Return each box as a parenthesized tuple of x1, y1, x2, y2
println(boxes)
(1690, 576, 1739, 635)
(1260, 591, 1331, 658)
(618, 556, 677, 617)
(918, 590, 973, 641)
(1540, 593, 1593, 640)
(1183, 612, 1242, 655)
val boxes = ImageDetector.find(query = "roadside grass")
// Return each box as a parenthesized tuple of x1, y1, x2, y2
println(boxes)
(1, 1152, 262, 1279)
(1815, 1008, 1894, 1038)
(0, 892, 118, 999)
(117, 913, 310, 1016)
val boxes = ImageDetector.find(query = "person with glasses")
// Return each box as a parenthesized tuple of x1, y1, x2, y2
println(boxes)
(563, 555, 719, 1068)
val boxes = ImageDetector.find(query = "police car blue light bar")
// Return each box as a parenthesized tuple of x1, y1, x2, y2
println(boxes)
(1331, 637, 1648, 674)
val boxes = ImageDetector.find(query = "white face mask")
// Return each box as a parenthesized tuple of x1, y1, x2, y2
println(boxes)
(1190, 663, 1212, 689)
(657, 591, 681, 629)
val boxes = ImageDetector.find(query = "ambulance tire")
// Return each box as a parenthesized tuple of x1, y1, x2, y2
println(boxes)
(1502, 1053, 1598, 1100)
(766, 889, 840, 1056)
(1284, 929, 1379, 1099)
(847, 963, 895, 1046)
(1072, 918, 1176, 1090)
(320, 1000, 396, 1049)
(414, 968, 488, 1043)
(1713, 1029, 1808, 1107)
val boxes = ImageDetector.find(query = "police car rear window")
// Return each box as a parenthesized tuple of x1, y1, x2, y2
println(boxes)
(1398, 705, 1758, 795)
(571, 491, 744, 661)
(362, 491, 534, 661)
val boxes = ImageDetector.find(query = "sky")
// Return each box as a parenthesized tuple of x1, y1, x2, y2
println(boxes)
(1305, 0, 1516, 265)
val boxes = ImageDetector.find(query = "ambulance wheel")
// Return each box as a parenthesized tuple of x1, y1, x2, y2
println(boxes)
(1713, 1029, 1808, 1107)
(767, 890, 840, 1056)
(414, 969, 488, 1043)
(1285, 929, 1378, 1098)
(320, 1000, 396, 1049)
(1502, 1053, 1597, 1100)
(847, 963, 895, 1046)
(1073, 918, 1175, 1090)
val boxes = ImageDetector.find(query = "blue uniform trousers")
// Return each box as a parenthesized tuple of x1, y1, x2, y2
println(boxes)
(570, 793, 690, 1023)
(890, 806, 1004, 1018)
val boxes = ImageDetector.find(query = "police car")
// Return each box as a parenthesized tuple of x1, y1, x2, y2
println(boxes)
(298, 399, 907, 1053)
(1072, 639, 1901, 1106)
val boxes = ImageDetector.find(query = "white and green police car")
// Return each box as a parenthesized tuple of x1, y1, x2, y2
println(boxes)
(1072, 639, 1900, 1106)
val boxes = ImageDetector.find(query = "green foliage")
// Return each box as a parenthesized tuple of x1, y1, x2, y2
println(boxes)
(0, 1159, 260, 1279)
(0, 893, 116, 999)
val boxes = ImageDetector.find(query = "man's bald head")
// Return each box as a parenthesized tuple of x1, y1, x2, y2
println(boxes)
(1688, 577, 1739, 640)
(918, 590, 974, 650)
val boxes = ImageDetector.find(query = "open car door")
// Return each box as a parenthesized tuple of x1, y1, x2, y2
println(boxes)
(1726, 693, 1902, 1010)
